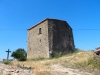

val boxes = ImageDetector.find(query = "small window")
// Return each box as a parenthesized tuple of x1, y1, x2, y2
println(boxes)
(39, 28, 42, 34)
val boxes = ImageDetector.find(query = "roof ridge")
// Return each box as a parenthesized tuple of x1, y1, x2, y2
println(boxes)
(28, 18, 71, 30)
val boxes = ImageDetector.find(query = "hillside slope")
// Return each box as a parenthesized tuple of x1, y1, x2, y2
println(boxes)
(6, 50, 100, 75)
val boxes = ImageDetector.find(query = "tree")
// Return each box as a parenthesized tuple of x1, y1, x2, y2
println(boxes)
(11, 48, 27, 61)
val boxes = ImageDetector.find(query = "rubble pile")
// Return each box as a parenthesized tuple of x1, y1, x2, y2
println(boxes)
(94, 47, 100, 59)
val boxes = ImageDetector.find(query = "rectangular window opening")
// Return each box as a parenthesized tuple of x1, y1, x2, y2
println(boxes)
(39, 28, 42, 34)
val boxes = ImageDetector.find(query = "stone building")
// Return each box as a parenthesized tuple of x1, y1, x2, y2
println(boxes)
(27, 18, 75, 59)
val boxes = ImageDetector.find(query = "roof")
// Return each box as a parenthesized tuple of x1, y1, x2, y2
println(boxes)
(28, 18, 72, 30)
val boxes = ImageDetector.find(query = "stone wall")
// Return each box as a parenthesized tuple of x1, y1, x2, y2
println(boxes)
(27, 20, 49, 59)
(48, 19, 74, 55)
(27, 18, 75, 59)
(48, 20, 54, 57)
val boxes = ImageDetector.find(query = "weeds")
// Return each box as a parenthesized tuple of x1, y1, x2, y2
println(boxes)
(74, 49, 84, 53)
(17, 64, 31, 70)
(31, 57, 45, 61)
(51, 52, 62, 58)
(75, 57, 100, 73)
(11, 50, 100, 75)
(3, 61, 12, 65)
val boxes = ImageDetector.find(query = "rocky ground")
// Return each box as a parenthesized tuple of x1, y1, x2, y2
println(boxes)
(49, 64, 92, 75)
(0, 63, 94, 75)
(0, 63, 33, 75)
(0, 63, 93, 75)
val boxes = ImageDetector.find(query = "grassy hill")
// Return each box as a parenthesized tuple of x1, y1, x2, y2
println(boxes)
(8, 50, 100, 75)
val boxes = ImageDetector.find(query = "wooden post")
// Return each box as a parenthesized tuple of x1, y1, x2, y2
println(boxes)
(6, 49, 11, 60)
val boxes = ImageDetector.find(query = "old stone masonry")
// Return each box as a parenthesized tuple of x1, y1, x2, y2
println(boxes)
(27, 18, 75, 59)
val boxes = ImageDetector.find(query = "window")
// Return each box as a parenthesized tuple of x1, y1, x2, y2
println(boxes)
(39, 28, 42, 34)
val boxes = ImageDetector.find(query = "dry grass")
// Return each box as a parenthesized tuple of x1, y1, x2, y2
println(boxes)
(11, 50, 100, 75)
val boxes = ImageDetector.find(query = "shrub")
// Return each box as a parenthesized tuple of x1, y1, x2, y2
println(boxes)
(51, 52, 62, 58)
(11, 48, 27, 61)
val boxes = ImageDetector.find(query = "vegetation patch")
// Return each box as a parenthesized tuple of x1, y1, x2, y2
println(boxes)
(11, 49, 100, 75)
(17, 63, 32, 70)
(51, 52, 62, 58)
(11, 48, 27, 61)
(3, 61, 12, 65)
(31, 57, 45, 61)
(75, 57, 100, 69)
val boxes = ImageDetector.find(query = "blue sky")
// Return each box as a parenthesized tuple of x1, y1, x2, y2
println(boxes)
(0, 0, 100, 60)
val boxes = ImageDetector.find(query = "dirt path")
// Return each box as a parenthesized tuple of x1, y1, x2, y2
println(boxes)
(49, 64, 92, 75)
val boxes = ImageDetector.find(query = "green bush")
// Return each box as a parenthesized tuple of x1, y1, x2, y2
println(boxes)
(51, 52, 62, 58)
(11, 48, 27, 61)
